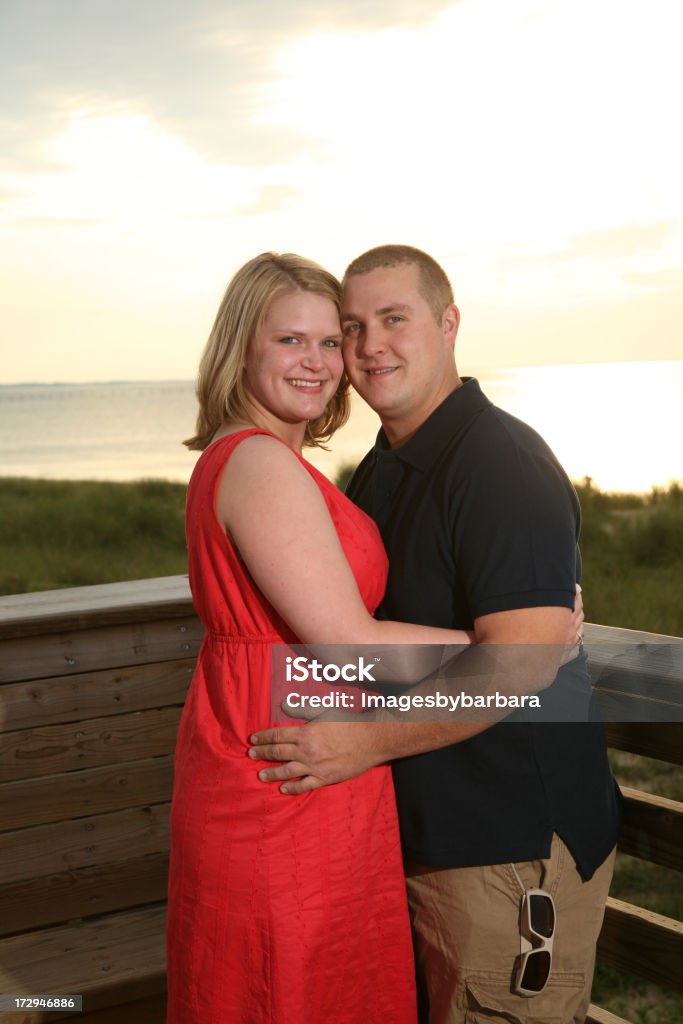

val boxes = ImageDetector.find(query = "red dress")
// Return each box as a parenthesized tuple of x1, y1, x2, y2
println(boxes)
(167, 430, 417, 1024)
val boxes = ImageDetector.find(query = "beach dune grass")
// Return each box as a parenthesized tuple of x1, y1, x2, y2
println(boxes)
(0, 477, 187, 594)
(0, 475, 681, 637)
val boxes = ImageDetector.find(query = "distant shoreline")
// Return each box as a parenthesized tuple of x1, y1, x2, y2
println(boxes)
(1, 358, 682, 389)
(1, 366, 680, 494)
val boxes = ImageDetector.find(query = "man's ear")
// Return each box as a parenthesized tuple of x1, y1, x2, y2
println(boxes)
(443, 303, 460, 348)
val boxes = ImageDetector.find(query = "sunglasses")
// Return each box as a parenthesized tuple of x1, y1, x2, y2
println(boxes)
(513, 887, 556, 996)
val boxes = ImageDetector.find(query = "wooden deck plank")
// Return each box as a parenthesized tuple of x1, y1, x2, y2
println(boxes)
(586, 1004, 632, 1024)
(598, 897, 683, 993)
(605, 722, 683, 764)
(0, 617, 203, 686)
(59, 994, 167, 1024)
(0, 803, 169, 885)
(617, 786, 683, 872)
(0, 576, 193, 640)
(64, 994, 166, 1023)
(0, 707, 181, 784)
(0, 853, 169, 938)
(0, 757, 174, 831)
(584, 623, 682, 646)
(0, 905, 166, 1023)
(0, 659, 193, 733)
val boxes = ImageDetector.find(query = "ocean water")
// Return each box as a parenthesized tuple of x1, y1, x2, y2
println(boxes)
(0, 362, 680, 493)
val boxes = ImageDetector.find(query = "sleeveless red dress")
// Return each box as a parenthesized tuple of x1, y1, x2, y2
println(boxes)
(167, 430, 417, 1024)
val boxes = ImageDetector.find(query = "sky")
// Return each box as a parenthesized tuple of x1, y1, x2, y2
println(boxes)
(1, 0, 682, 383)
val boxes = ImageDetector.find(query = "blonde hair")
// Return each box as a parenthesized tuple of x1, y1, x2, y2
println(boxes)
(343, 244, 454, 322)
(185, 252, 350, 451)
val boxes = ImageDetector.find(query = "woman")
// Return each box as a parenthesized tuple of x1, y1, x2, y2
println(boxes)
(166, 252, 580, 1024)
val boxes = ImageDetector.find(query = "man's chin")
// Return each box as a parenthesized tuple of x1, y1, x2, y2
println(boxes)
(353, 392, 395, 417)
(348, 379, 397, 412)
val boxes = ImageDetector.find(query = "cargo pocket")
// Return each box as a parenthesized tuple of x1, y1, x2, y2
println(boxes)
(463, 969, 586, 1024)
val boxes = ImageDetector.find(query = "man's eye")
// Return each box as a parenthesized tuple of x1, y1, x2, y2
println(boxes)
(387, 315, 404, 324)
(343, 323, 360, 335)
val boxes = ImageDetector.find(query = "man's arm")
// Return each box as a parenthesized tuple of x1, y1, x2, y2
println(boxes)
(249, 604, 577, 794)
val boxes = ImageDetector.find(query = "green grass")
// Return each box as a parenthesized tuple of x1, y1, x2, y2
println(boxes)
(572, 478, 683, 637)
(0, 474, 681, 1020)
(0, 477, 187, 594)
(591, 965, 683, 1024)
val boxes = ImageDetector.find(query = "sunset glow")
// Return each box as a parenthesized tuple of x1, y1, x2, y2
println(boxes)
(1, 0, 681, 383)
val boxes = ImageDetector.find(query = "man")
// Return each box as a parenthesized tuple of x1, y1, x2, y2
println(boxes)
(251, 245, 620, 1023)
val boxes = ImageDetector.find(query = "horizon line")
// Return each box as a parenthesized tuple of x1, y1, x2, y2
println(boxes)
(1, 357, 682, 389)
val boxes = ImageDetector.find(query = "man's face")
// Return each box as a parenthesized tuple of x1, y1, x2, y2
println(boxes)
(341, 263, 459, 445)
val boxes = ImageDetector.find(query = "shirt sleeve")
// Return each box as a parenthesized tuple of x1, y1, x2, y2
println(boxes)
(451, 422, 580, 619)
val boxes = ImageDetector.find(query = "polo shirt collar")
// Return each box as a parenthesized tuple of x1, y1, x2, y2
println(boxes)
(371, 377, 492, 471)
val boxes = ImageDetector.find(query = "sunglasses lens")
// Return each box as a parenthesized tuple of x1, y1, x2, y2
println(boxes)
(528, 893, 554, 938)
(520, 950, 551, 992)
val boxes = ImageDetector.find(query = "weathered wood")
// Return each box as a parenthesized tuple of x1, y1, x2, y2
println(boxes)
(587, 634, 683, 698)
(0, 757, 174, 831)
(0, 905, 166, 1024)
(0, 617, 203, 686)
(605, 722, 683, 764)
(586, 1004, 632, 1024)
(0, 659, 193, 733)
(0, 803, 169, 885)
(0, 852, 169, 938)
(597, 897, 683, 993)
(595, 686, 683, 723)
(0, 707, 181, 784)
(584, 623, 682, 645)
(617, 786, 683, 872)
(63, 994, 166, 1024)
(0, 575, 193, 640)
(60, 994, 166, 1024)
(585, 627, 683, 723)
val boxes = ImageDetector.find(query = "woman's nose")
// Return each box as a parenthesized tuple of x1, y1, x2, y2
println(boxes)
(301, 342, 324, 369)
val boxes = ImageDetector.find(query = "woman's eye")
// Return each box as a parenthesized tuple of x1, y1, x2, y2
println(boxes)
(322, 339, 342, 348)
(278, 336, 300, 344)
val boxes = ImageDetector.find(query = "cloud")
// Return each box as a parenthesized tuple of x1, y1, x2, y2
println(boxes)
(508, 220, 680, 266)
(5, 216, 104, 227)
(622, 267, 683, 290)
(0, 107, 267, 229)
(0, 0, 457, 173)
(233, 184, 304, 217)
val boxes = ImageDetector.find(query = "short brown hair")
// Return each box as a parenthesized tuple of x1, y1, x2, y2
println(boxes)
(185, 252, 350, 451)
(343, 244, 454, 322)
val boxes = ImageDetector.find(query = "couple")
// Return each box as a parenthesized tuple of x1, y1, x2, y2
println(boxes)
(167, 246, 620, 1024)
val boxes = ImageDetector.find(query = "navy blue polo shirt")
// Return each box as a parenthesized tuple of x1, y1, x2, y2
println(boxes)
(347, 379, 620, 879)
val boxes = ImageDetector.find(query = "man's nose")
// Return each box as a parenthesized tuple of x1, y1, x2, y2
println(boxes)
(356, 324, 386, 357)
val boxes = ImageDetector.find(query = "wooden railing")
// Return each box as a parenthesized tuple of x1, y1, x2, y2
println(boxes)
(0, 577, 681, 1024)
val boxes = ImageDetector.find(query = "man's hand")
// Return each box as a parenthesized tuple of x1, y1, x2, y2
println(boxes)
(250, 586, 587, 795)
(248, 716, 385, 795)
(561, 585, 585, 666)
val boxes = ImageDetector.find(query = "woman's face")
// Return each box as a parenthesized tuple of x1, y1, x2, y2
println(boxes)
(243, 289, 343, 428)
